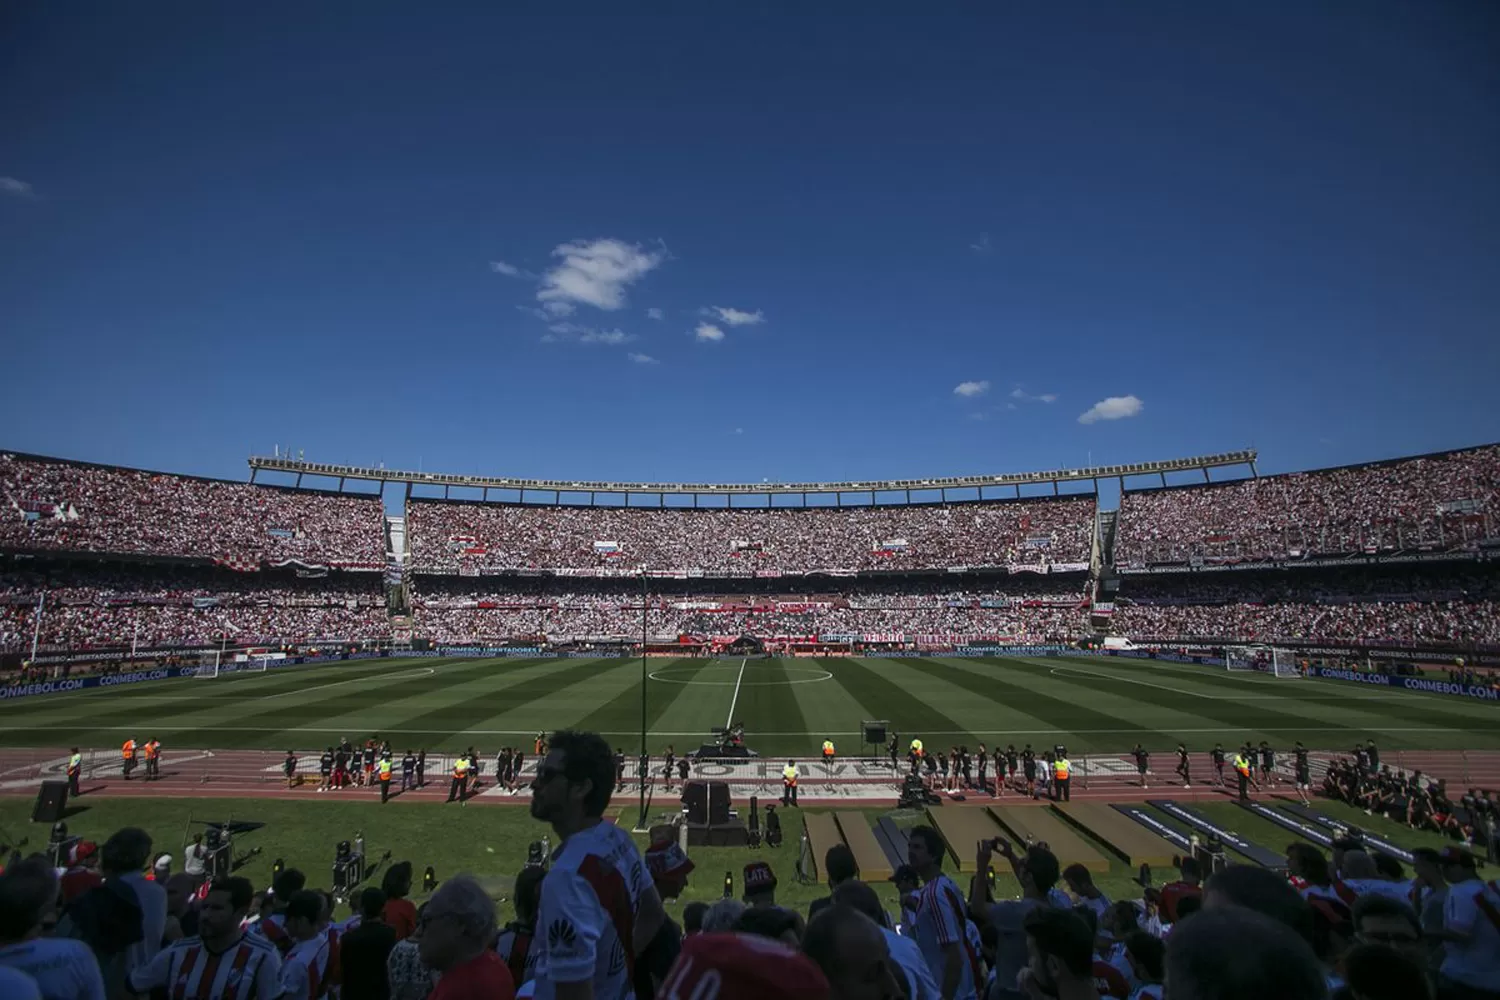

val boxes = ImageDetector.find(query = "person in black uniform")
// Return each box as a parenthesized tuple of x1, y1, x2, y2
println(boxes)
(416, 748, 426, 787)
(1293, 741, 1312, 805)
(615, 748, 626, 792)
(1364, 740, 1380, 774)
(976, 743, 989, 794)
(401, 750, 417, 792)
(1258, 741, 1275, 787)
(1021, 744, 1037, 798)
(887, 734, 900, 771)
(283, 750, 299, 789)
(1005, 744, 1018, 792)
(958, 747, 972, 790)
(1174, 743, 1191, 788)
(1211, 743, 1226, 787)
(1353, 742, 1370, 774)
(362, 741, 377, 787)
(677, 756, 690, 786)
(318, 747, 334, 791)
(334, 744, 351, 791)
(663, 745, 677, 790)
(1132, 744, 1151, 788)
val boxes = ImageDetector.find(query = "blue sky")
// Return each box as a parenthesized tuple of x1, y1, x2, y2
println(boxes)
(3, 2, 1498, 496)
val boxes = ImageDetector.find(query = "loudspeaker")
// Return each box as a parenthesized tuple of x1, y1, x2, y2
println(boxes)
(863, 724, 887, 744)
(682, 781, 708, 825)
(32, 780, 68, 824)
(708, 782, 731, 825)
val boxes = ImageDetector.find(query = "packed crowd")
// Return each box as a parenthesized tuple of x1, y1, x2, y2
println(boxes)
(1116, 445, 1500, 567)
(0, 565, 388, 653)
(406, 496, 1096, 574)
(408, 579, 1090, 643)
(1, 453, 386, 567)
(4, 728, 1497, 1000)
(1113, 568, 1500, 646)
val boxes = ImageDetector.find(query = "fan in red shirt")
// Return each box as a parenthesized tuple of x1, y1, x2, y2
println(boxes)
(418, 875, 515, 1000)
(58, 841, 103, 903)
(1155, 856, 1204, 924)
(381, 862, 419, 941)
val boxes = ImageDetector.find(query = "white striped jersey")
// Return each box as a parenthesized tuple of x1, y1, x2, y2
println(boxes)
(280, 933, 333, 1000)
(126, 932, 282, 1000)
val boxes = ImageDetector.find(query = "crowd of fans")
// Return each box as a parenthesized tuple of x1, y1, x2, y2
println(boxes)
(1, 453, 387, 568)
(1116, 445, 1500, 567)
(1114, 568, 1500, 646)
(3, 728, 1496, 999)
(0, 565, 388, 653)
(409, 578, 1091, 643)
(406, 496, 1096, 574)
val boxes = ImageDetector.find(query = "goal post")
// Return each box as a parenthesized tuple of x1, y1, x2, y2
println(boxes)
(193, 649, 222, 679)
(1224, 645, 1300, 677)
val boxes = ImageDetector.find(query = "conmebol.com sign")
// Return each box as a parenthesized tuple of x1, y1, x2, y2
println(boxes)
(1314, 667, 1498, 702)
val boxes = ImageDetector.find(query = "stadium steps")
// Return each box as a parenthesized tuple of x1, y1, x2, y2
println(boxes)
(988, 805, 1109, 873)
(802, 813, 846, 884)
(924, 807, 1006, 874)
(1051, 802, 1179, 867)
(873, 817, 910, 872)
(834, 812, 894, 881)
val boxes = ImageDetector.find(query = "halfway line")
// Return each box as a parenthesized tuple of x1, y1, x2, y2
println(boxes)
(725, 658, 748, 730)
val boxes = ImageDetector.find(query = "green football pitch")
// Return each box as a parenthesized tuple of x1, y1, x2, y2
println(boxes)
(1, 654, 1495, 756)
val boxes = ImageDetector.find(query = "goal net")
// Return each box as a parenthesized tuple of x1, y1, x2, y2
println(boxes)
(194, 651, 272, 678)
(1224, 645, 1300, 677)
(194, 650, 222, 679)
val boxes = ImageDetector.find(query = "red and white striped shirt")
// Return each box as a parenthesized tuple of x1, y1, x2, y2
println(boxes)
(280, 934, 332, 1000)
(126, 933, 282, 1000)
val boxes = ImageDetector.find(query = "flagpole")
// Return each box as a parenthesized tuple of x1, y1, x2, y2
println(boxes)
(29, 592, 44, 665)
(636, 563, 650, 832)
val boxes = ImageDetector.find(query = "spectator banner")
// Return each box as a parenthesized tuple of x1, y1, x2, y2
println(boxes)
(1092, 602, 1115, 616)
(1312, 666, 1498, 701)
(1051, 562, 1090, 573)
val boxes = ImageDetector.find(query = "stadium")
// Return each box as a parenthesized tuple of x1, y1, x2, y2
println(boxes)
(6, 7, 1500, 996)
(2, 445, 1497, 951)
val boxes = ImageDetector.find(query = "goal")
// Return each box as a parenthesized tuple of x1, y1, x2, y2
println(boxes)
(194, 652, 272, 679)
(1224, 645, 1300, 677)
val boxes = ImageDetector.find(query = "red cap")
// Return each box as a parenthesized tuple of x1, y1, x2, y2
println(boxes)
(70, 841, 98, 866)
(661, 933, 829, 1000)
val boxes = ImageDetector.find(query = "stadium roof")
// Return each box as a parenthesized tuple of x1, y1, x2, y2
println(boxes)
(247, 450, 1257, 496)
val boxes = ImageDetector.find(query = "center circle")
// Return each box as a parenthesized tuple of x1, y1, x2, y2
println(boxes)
(648, 664, 834, 686)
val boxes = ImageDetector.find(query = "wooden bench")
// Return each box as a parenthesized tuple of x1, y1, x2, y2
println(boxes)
(836, 812, 894, 881)
(874, 817, 910, 871)
(1053, 803, 1179, 867)
(989, 805, 1109, 874)
(925, 807, 1006, 873)
(802, 812, 846, 884)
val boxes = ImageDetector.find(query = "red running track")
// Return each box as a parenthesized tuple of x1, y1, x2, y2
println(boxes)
(2, 748, 1494, 808)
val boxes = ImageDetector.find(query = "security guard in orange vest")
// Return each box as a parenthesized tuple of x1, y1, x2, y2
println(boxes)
(67, 747, 82, 797)
(121, 738, 137, 780)
(447, 755, 470, 803)
(378, 754, 394, 803)
(822, 739, 835, 762)
(782, 760, 799, 807)
(1052, 751, 1072, 802)
(142, 738, 161, 780)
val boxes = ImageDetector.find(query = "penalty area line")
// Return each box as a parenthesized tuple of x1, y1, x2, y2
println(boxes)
(725, 658, 747, 730)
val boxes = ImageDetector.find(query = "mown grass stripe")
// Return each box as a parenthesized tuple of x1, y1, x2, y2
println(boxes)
(829, 658, 971, 749)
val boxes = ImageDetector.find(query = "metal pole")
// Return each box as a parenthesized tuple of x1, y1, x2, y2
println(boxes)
(638, 566, 650, 831)
(131, 618, 140, 659)
(29, 592, 44, 664)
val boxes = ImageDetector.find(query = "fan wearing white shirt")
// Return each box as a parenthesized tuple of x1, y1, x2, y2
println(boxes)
(0, 858, 106, 1000)
(279, 890, 333, 1000)
(831, 879, 940, 1000)
(528, 729, 664, 1000)
(1428, 847, 1500, 998)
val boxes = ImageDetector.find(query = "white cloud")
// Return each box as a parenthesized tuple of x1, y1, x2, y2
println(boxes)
(1011, 387, 1058, 404)
(706, 306, 765, 327)
(545, 322, 634, 346)
(1078, 395, 1144, 424)
(970, 232, 991, 253)
(953, 380, 991, 398)
(646, 307, 664, 320)
(628, 352, 659, 364)
(733, 427, 744, 435)
(489, 260, 524, 277)
(537, 238, 664, 312)
(695, 323, 725, 343)
(0, 177, 35, 199)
